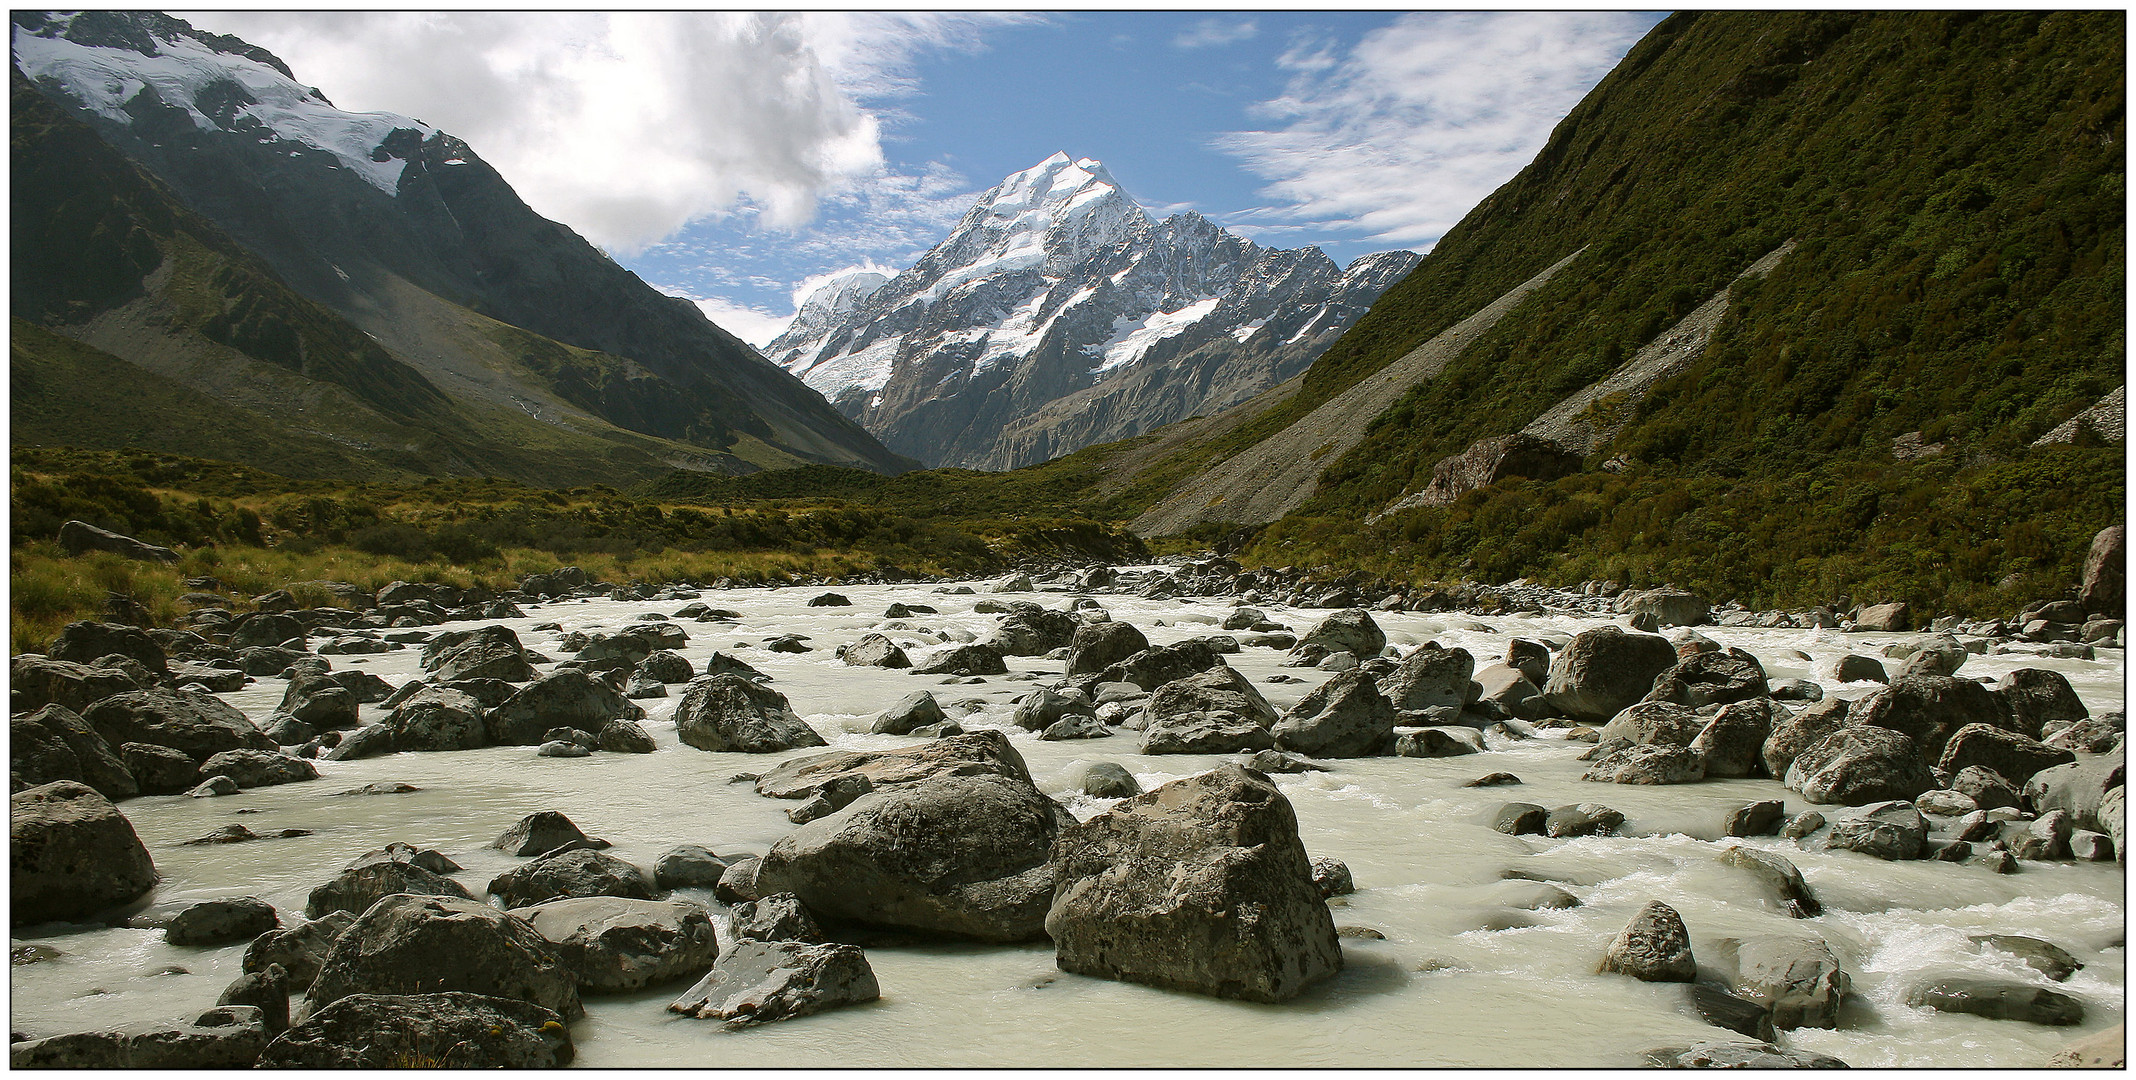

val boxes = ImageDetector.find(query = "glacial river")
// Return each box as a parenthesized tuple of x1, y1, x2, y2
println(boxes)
(10, 574, 2124, 1067)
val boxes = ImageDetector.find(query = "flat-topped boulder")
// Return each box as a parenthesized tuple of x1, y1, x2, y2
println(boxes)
(513, 896, 718, 994)
(674, 674, 826, 753)
(754, 730, 1035, 800)
(306, 894, 581, 1020)
(83, 689, 276, 764)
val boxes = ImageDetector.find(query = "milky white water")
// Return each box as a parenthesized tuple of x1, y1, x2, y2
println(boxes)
(11, 574, 2125, 1066)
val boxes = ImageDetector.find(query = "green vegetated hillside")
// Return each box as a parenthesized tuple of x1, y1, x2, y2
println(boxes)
(1102, 10, 2122, 615)
(9, 58, 900, 485)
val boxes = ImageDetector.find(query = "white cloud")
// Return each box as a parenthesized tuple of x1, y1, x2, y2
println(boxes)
(681, 295, 795, 350)
(1214, 12, 1655, 251)
(175, 11, 1036, 252)
(1174, 18, 1258, 50)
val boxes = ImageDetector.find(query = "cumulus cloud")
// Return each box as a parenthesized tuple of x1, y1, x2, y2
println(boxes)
(1174, 18, 1258, 50)
(683, 296, 795, 350)
(1214, 12, 1655, 250)
(177, 11, 1035, 252)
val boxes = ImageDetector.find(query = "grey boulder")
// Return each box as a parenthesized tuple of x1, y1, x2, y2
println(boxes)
(514, 895, 718, 993)
(306, 893, 582, 1019)
(258, 992, 572, 1068)
(667, 939, 879, 1026)
(674, 674, 826, 753)
(10, 781, 158, 926)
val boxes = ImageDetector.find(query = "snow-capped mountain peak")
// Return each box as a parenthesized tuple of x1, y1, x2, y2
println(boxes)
(12, 11, 431, 195)
(763, 152, 1421, 471)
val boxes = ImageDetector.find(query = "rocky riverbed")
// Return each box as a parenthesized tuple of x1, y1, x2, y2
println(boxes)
(9, 564, 2125, 1067)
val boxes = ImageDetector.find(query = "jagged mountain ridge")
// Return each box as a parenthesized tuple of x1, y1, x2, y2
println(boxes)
(12, 10, 913, 478)
(768, 152, 1419, 470)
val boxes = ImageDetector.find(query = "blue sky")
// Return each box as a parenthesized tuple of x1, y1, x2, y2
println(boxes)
(191, 11, 1664, 345)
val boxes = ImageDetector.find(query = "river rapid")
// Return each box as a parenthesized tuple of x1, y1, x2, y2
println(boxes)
(11, 572, 2125, 1067)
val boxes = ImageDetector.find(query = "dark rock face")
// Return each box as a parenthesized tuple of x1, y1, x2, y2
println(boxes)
(244, 910, 356, 988)
(1761, 697, 1851, 780)
(1271, 668, 1395, 757)
(1719, 846, 1820, 917)
(385, 687, 490, 752)
(10, 780, 158, 925)
(304, 850, 474, 919)
(1297, 608, 1385, 659)
(1995, 668, 2089, 739)
(1065, 621, 1151, 676)
(492, 810, 601, 857)
(514, 896, 719, 994)
(197, 748, 316, 789)
(673, 674, 826, 753)
(667, 939, 879, 1026)
(9, 1008, 269, 1068)
(1645, 649, 1768, 708)
(11, 656, 148, 717)
(1905, 978, 2084, 1025)
(842, 633, 911, 669)
(1850, 676, 2012, 761)
(754, 729, 1035, 799)
(1598, 901, 1696, 982)
(489, 671, 636, 746)
(1785, 725, 1937, 805)
(1045, 764, 1341, 1003)
(258, 992, 574, 1067)
(47, 621, 168, 674)
(307, 894, 582, 1019)
(1714, 935, 1851, 1030)
(1691, 699, 1782, 779)
(1543, 626, 1679, 722)
(1936, 724, 2074, 786)
(914, 643, 1009, 676)
(1380, 646, 1474, 711)
(487, 849, 655, 908)
(1142, 666, 1280, 755)
(168, 896, 278, 946)
(83, 689, 276, 763)
(11, 703, 137, 800)
(871, 691, 947, 735)
(726, 893, 825, 945)
(755, 773, 1066, 942)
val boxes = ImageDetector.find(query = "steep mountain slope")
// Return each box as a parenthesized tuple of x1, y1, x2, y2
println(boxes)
(1026, 11, 2121, 614)
(12, 10, 912, 478)
(767, 152, 1418, 469)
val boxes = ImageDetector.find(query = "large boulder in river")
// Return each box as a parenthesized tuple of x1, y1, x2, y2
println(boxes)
(1690, 699, 1782, 779)
(1598, 700, 1705, 748)
(1380, 646, 1475, 711)
(278, 675, 358, 731)
(1271, 668, 1395, 757)
(674, 674, 825, 753)
(2022, 759, 2125, 836)
(1643, 649, 1768, 709)
(305, 848, 475, 918)
(1064, 621, 1149, 677)
(306, 894, 582, 1019)
(989, 602, 1079, 656)
(488, 671, 636, 746)
(426, 626, 536, 683)
(1101, 640, 1226, 691)
(754, 729, 1034, 800)
(1995, 669, 2088, 739)
(871, 691, 947, 735)
(512, 896, 717, 994)
(9, 1008, 269, 1069)
(913, 643, 1009, 677)
(755, 772, 1067, 942)
(1623, 589, 1709, 628)
(1297, 608, 1385, 659)
(1761, 697, 1851, 780)
(1936, 724, 2074, 787)
(258, 992, 573, 1068)
(1542, 626, 1678, 722)
(1142, 666, 1280, 755)
(11, 781, 158, 925)
(1582, 743, 1705, 785)
(841, 634, 910, 669)
(667, 940, 879, 1026)
(197, 748, 316, 789)
(1784, 726, 1936, 806)
(83, 689, 276, 764)
(244, 911, 355, 989)
(47, 621, 168, 675)
(385, 687, 491, 752)
(487, 849, 654, 908)
(1850, 675, 2012, 761)
(1711, 935, 1851, 1030)
(11, 703, 137, 800)
(1046, 764, 1341, 1003)
(1598, 900, 1696, 982)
